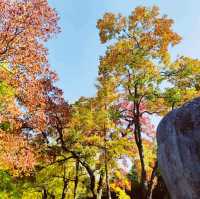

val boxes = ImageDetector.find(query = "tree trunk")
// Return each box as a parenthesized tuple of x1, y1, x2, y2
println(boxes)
(42, 189, 48, 199)
(74, 160, 79, 199)
(134, 103, 147, 199)
(61, 149, 97, 199)
(61, 180, 68, 199)
(105, 149, 111, 199)
(151, 175, 170, 199)
(135, 129, 147, 198)
(81, 161, 96, 199)
(97, 172, 104, 199)
(131, 181, 143, 199)
(146, 161, 158, 199)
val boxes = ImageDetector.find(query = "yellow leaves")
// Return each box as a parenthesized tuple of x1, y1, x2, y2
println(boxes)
(154, 17, 181, 55)
(82, 135, 104, 148)
(97, 6, 187, 118)
(96, 76, 119, 105)
(97, 13, 126, 43)
(97, 12, 116, 43)
(101, 38, 156, 73)
(111, 169, 131, 198)
(111, 184, 130, 199)
(143, 141, 156, 179)
(180, 89, 198, 103)
(70, 99, 96, 132)
(163, 56, 200, 108)
(130, 6, 181, 53)
(171, 56, 200, 74)
(129, 6, 158, 29)
(107, 138, 135, 158)
(98, 6, 181, 63)
(22, 192, 42, 199)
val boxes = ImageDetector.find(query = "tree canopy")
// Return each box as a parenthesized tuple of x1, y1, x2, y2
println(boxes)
(0, 2, 199, 199)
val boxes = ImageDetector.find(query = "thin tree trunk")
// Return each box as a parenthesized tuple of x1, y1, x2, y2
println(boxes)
(61, 165, 69, 199)
(76, 158, 96, 198)
(58, 135, 97, 199)
(42, 188, 48, 199)
(103, 102, 111, 199)
(146, 161, 158, 199)
(105, 148, 111, 199)
(135, 121, 147, 199)
(50, 193, 56, 199)
(97, 171, 104, 199)
(134, 100, 147, 199)
(80, 160, 96, 199)
(74, 160, 79, 199)
(61, 180, 68, 199)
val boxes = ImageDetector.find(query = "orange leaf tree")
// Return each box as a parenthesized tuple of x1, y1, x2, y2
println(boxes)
(0, 0, 61, 175)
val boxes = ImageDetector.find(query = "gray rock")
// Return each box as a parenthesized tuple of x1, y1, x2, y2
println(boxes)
(157, 97, 200, 199)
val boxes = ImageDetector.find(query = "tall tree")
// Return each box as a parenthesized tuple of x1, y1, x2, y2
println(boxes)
(97, 6, 181, 198)
(0, 0, 60, 175)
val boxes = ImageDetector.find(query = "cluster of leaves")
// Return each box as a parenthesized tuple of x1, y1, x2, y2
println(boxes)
(0, 2, 199, 199)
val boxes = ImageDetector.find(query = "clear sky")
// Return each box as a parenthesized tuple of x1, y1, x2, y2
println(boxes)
(47, 0, 200, 103)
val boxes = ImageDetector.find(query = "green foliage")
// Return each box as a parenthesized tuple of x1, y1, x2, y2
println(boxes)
(0, 171, 23, 199)
(128, 166, 139, 183)
(0, 121, 10, 131)
(0, 80, 15, 112)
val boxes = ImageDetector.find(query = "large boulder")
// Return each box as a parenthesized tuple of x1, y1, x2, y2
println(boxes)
(157, 97, 200, 199)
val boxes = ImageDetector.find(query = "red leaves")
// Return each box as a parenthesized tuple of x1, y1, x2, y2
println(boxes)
(0, 0, 62, 174)
(117, 100, 155, 139)
(0, 132, 36, 176)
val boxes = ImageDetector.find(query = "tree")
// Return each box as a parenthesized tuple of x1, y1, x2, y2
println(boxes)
(162, 56, 200, 109)
(0, 0, 59, 114)
(0, 0, 60, 175)
(1, 3, 200, 199)
(97, 6, 181, 198)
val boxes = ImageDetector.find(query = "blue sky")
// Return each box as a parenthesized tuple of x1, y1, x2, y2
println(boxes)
(47, 0, 200, 102)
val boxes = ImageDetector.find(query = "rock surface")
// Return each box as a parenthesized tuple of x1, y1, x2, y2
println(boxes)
(157, 97, 200, 199)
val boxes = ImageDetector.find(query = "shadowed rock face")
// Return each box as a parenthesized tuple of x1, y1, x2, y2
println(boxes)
(157, 97, 200, 199)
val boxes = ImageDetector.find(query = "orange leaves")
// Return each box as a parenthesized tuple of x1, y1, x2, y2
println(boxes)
(97, 6, 182, 62)
(0, 132, 37, 176)
(129, 6, 154, 28)
(97, 6, 183, 120)
(97, 12, 116, 43)
(154, 17, 181, 55)
(97, 13, 126, 43)
(0, 0, 59, 96)
(0, 1, 63, 176)
(0, 0, 60, 116)
(0, 0, 61, 130)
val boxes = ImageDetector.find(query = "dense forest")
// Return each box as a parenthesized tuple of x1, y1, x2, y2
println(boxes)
(0, 1, 199, 198)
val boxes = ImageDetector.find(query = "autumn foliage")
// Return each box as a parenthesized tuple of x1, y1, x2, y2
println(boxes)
(0, 2, 199, 199)
(0, 0, 60, 175)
